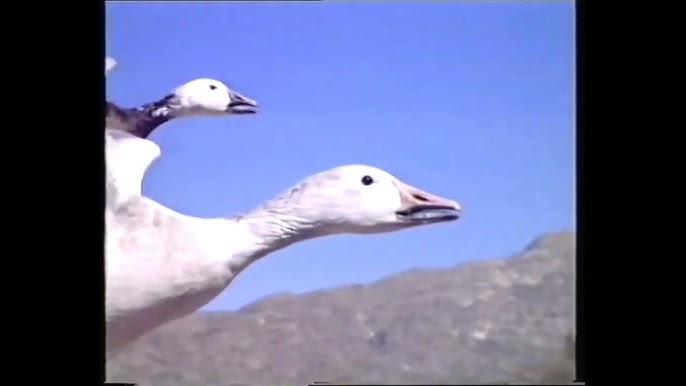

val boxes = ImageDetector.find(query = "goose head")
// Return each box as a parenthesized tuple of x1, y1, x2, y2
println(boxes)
(257, 165, 461, 237)
(163, 78, 258, 117)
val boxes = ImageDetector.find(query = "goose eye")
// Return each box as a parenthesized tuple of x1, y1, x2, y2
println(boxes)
(361, 175, 374, 186)
(209, 84, 217, 90)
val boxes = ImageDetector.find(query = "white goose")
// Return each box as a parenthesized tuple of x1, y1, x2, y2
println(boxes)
(106, 158, 462, 353)
(105, 77, 258, 139)
(104, 57, 259, 209)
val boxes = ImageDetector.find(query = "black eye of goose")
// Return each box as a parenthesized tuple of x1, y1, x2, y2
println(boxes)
(361, 175, 374, 186)
(209, 84, 217, 90)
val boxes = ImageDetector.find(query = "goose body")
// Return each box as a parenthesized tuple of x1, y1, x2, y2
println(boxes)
(106, 151, 462, 353)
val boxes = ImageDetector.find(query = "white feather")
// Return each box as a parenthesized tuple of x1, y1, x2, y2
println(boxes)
(105, 129, 161, 210)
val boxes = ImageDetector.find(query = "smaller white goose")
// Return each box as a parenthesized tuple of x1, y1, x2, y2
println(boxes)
(107, 164, 462, 353)
(104, 57, 259, 208)
(106, 77, 259, 138)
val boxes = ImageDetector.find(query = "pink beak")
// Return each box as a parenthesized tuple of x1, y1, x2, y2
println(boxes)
(393, 180, 462, 223)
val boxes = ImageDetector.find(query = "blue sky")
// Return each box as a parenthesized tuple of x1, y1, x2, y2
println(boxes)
(106, 2, 575, 311)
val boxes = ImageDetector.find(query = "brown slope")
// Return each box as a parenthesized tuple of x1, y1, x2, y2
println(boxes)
(107, 231, 576, 386)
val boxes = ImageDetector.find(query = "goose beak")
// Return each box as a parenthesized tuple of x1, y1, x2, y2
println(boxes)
(227, 91, 258, 114)
(394, 180, 461, 224)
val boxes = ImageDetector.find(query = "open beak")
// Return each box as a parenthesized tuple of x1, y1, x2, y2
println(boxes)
(393, 180, 461, 224)
(226, 90, 258, 114)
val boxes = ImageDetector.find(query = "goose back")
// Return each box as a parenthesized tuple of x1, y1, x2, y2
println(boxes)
(106, 129, 161, 211)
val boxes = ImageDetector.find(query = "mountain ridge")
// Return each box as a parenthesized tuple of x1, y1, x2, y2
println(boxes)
(107, 230, 576, 385)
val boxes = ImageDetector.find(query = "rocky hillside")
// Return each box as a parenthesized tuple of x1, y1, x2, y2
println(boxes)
(107, 231, 577, 385)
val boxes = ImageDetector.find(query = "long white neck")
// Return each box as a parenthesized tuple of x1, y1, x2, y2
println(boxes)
(213, 205, 327, 278)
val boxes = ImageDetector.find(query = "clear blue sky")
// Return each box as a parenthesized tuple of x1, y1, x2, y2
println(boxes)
(106, 2, 575, 311)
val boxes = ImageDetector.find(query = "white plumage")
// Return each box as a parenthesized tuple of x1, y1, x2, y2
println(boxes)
(105, 135, 462, 353)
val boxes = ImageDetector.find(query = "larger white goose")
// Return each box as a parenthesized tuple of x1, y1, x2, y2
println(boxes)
(106, 163, 462, 354)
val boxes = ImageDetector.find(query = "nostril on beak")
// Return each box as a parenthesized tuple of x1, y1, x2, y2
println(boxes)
(230, 93, 257, 106)
(413, 194, 429, 202)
